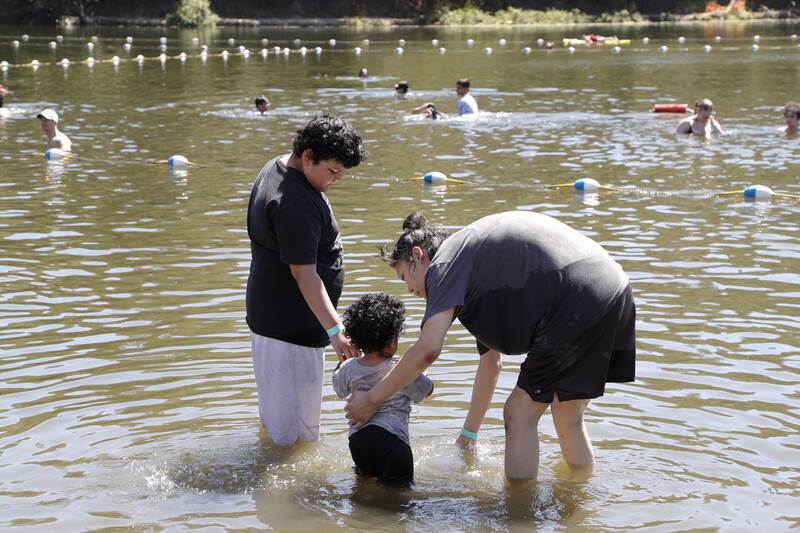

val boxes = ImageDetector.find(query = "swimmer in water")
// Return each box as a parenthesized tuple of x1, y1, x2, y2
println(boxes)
(781, 101, 800, 135)
(254, 95, 270, 114)
(37, 109, 72, 151)
(410, 102, 440, 119)
(675, 99, 723, 135)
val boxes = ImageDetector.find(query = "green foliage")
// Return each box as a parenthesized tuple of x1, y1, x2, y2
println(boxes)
(435, 7, 586, 25)
(596, 9, 646, 22)
(166, 0, 220, 27)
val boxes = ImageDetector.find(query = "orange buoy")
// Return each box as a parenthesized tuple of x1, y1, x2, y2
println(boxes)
(653, 103, 689, 113)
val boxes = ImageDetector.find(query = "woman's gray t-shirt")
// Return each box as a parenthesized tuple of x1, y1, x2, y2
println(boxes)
(422, 211, 628, 355)
(332, 357, 433, 446)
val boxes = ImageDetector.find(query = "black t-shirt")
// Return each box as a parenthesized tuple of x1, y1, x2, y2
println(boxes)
(422, 211, 628, 355)
(246, 156, 344, 347)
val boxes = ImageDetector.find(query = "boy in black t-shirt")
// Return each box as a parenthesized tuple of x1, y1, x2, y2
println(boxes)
(246, 113, 368, 446)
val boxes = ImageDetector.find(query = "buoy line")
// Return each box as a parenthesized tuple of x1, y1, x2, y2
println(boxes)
(548, 178, 800, 200)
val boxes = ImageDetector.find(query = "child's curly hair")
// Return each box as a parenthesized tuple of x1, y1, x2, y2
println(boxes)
(342, 293, 405, 355)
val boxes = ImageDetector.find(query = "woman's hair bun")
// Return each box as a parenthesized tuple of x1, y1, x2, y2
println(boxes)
(402, 211, 427, 230)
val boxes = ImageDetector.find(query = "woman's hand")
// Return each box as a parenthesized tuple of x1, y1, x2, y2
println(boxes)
(345, 390, 379, 429)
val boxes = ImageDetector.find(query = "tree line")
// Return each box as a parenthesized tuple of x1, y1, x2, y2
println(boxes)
(1, 0, 795, 25)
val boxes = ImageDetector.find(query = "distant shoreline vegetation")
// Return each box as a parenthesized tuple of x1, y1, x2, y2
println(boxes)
(3, 0, 798, 27)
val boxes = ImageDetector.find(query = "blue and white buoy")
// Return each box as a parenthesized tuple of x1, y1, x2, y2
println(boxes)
(45, 148, 66, 161)
(168, 155, 189, 168)
(422, 171, 448, 184)
(743, 184, 773, 199)
(574, 178, 601, 192)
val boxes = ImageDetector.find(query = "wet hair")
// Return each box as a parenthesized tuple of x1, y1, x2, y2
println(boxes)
(425, 103, 440, 119)
(695, 98, 714, 112)
(380, 211, 451, 268)
(358, 68, 368, 78)
(292, 113, 369, 169)
(456, 78, 470, 90)
(395, 81, 409, 94)
(342, 293, 405, 355)
(783, 101, 800, 119)
(255, 96, 269, 107)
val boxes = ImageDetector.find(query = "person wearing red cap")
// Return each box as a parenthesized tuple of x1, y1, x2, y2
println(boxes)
(37, 108, 72, 151)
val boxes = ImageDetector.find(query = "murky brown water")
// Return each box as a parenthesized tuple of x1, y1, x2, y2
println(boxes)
(1, 21, 799, 532)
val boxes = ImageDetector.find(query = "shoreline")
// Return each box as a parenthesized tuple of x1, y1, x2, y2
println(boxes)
(75, 14, 799, 28)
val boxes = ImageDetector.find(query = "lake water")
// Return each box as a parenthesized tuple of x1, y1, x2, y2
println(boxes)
(1, 21, 799, 532)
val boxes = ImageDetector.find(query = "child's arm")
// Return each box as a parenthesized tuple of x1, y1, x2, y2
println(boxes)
(456, 349, 502, 448)
(331, 364, 350, 399)
(290, 264, 359, 362)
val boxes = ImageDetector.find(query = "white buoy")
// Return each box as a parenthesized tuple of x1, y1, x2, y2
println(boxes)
(31, 59, 40, 67)
(159, 44, 167, 51)
(0, 61, 8, 69)
(678, 36, 686, 43)
(660, 45, 669, 52)
(49, 41, 57, 48)
(126, 36, 133, 44)
(353, 46, 361, 54)
(567, 46, 575, 54)
(60, 58, 70, 66)
(261, 38, 268, 46)
(123, 43, 131, 51)
(86, 57, 95, 65)
(523, 46, 531, 54)
(261, 48, 268, 57)
(282, 47, 289, 55)
(192, 37, 200, 45)
(56, 35, 64, 42)
(160, 37, 167, 45)
(613, 46, 621, 53)
(45, 148, 66, 161)
(395, 47, 403, 54)
(574, 178, 601, 192)
(752, 44, 759, 51)
(743, 185, 773, 199)
(22, 34, 29, 41)
(499, 38, 507, 46)
(222, 50, 229, 57)
(484, 47, 492, 54)
(272, 46, 281, 53)
(363, 39, 370, 46)
(792, 34, 798, 40)
(438, 47, 446, 54)
(423, 171, 448, 184)
(753, 35, 761, 42)
(467, 39, 474, 46)
(180, 52, 187, 60)
(112, 56, 119, 64)
(715, 35, 722, 42)
(242, 49, 250, 57)
(293, 39, 301, 46)
(168, 155, 189, 167)
(159, 53, 167, 62)
(136, 54, 144, 62)
(87, 42, 93, 49)
(703, 45, 712, 52)
(432, 39, 439, 46)
(12, 40, 19, 47)
(314, 47, 322, 54)
(300, 47, 307, 54)
(228, 38, 235, 46)
(329, 39, 337, 46)
(91, 36, 98, 43)
(537, 38, 545, 46)
(642, 37, 650, 44)
(399, 39, 406, 46)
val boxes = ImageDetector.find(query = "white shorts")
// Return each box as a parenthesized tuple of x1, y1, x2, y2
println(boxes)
(251, 332, 325, 446)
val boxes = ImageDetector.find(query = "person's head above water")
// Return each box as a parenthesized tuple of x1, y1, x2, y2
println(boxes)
(394, 81, 409, 95)
(694, 98, 714, 114)
(254, 95, 270, 113)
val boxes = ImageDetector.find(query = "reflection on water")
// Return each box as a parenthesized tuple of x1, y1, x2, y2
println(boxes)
(1, 21, 799, 532)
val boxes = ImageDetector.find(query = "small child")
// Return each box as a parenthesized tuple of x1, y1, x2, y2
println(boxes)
(332, 293, 433, 487)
